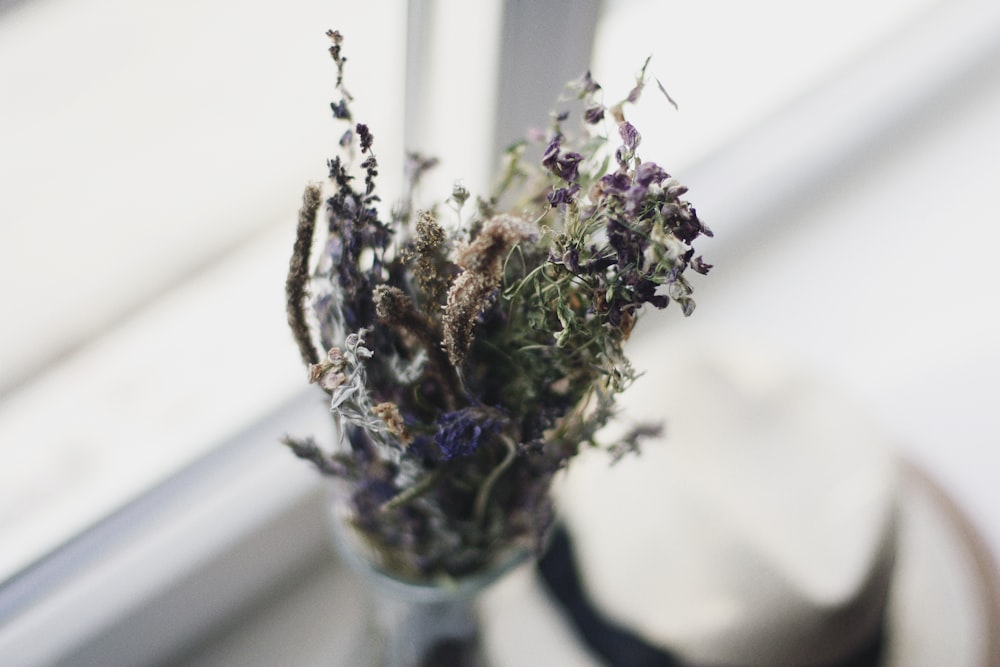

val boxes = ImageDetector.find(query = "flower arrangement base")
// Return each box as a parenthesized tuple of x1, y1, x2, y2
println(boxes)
(327, 487, 530, 667)
(337, 549, 530, 667)
(358, 585, 484, 667)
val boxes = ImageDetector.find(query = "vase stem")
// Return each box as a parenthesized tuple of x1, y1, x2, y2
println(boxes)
(366, 591, 485, 667)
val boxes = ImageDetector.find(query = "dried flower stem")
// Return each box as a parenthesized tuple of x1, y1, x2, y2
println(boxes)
(474, 435, 517, 527)
(286, 183, 323, 367)
(380, 466, 447, 513)
(281, 435, 347, 476)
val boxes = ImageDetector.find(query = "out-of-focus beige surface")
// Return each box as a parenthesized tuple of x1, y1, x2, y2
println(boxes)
(557, 336, 899, 665)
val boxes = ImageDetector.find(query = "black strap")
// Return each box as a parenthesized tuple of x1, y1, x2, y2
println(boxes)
(536, 524, 886, 667)
(537, 524, 681, 666)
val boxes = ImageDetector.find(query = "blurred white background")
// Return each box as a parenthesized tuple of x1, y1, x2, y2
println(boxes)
(1, 0, 998, 641)
(0, 0, 410, 578)
(597, 0, 1000, 562)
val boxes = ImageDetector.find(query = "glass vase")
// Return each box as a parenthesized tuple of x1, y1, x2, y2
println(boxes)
(325, 481, 530, 667)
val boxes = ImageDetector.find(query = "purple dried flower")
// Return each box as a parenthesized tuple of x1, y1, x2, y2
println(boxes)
(624, 184, 649, 213)
(614, 146, 628, 168)
(635, 161, 667, 187)
(607, 218, 644, 267)
(547, 184, 580, 206)
(542, 138, 583, 183)
(331, 99, 351, 120)
(541, 138, 560, 166)
(584, 105, 605, 124)
(666, 207, 707, 244)
(691, 255, 714, 275)
(357, 123, 374, 153)
(619, 121, 641, 151)
(561, 152, 583, 179)
(600, 172, 631, 194)
(435, 409, 502, 460)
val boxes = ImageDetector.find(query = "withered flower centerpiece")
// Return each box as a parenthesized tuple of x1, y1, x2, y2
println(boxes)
(284, 31, 712, 582)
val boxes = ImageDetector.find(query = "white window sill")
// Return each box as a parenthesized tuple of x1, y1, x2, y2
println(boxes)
(0, 223, 309, 582)
(0, 388, 330, 666)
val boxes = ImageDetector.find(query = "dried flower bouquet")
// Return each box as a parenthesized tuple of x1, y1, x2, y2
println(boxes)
(284, 31, 712, 581)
